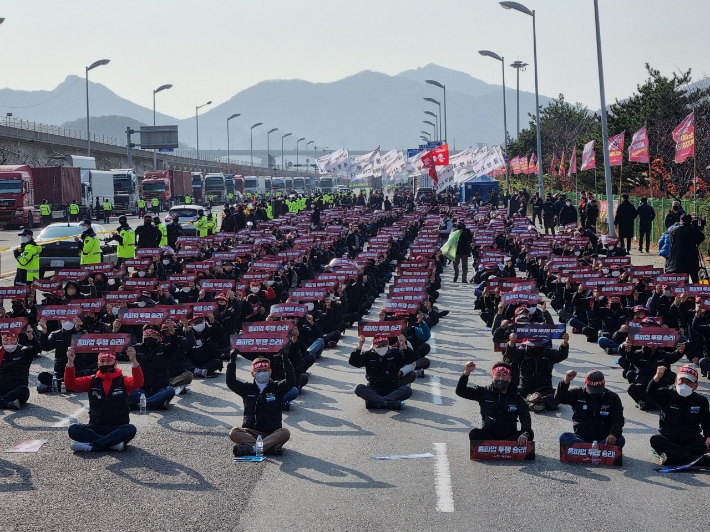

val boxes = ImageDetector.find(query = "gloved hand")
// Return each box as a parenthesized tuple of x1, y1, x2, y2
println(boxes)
(229, 350, 239, 364)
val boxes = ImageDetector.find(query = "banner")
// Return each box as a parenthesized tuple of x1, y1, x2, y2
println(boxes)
(38, 305, 81, 320)
(549, 153, 558, 175)
(421, 144, 449, 169)
(559, 443, 622, 466)
(0, 318, 28, 335)
(673, 112, 695, 163)
(118, 308, 170, 325)
(558, 151, 566, 176)
(358, 320, 407, 337)
(350, 148, 381, 179)
(515, 324, 566, 339)
(628, 126, 649, 163)
(519, 155, 528, 175)
(628, 326, 680, 347)
(608, 132, 625, 167)
(449, 147, 474, 169)
(230, 333, 289, 353)
(71, 333, 131, 354)
(529, 153, 538, 174)
(428, 167, 438, 189)
(581, 140, 596, 171)
(435, 165, 455, 193)
(243, 321, 295, 335)
(510, 156, 521, 174)
(568, 146, 577, 176)
(269, 303, 307, 318)
(476, 146, 505, 177)
(383, 151, 406, 177)
(470, 441, 535, 461)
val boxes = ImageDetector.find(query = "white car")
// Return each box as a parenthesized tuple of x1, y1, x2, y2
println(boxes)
(168, 204, 212, 236)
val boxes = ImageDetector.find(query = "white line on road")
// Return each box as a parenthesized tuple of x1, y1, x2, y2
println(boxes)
(433, 443, 455, 513)
(429, 376, 442, 405)
(51, 404, 89, 428)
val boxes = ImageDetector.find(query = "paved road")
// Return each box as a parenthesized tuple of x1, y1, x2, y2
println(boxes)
(1, 228, 708, 532)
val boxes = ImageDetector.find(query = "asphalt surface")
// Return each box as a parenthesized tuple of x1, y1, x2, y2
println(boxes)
(1, 226, 709, 532)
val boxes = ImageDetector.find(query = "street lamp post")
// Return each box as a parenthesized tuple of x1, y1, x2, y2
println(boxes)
(296, 137, 306, 172)
(592, 0, 616, 235)
(195, 101, 212, 173)
(424, 111, 438, 142)
(250, 123, 263, 173)
(500, 1, 543, 196)
(423, 120, 436, 140)
(306, 141, 314, 172)
(510, 61, 528, 139)
(267, 128, 278, 174)
(85, 59, 110, 156)
(420, 131, 431, 140)
(424, 97, 443, 144)
(425, 80, 446, 143)
(281, 133, 292, 171)
(152, 84, 173, 170)
(227, 113, 241, 174)
(479, 50, 509, 193)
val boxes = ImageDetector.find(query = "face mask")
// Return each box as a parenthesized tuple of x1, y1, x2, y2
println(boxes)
(664, 290, 672, 297)
(610, 303, 621, 311)
(528, 306, 537, 313)
(108, 279, 116, 286)
(67, 289, 77, 296)
(374, 347, 388, 356)
(611, 270, 620, 277)
(21, 236, 30, 244)
(565, 202, 571, 207)
(676, 383, 693, 397)
(193, 322, 205, 332)
(162, 259, 170, 265)
(62, 321, 74, 331)
(250, 287, 259, 293)
(267, 280, 274, 286)
(602, 268, 609, 274)
(306, 302, 314, 311)
(137, 301, 146, 308)
(138, 271, 146, 278)
(492, 379, 509, 392)
(112, 307, 119, 316)
(182, 286, 191, 293)
(217, 303, 227, 310)
(98, 365, 115, 374)
(143, 337, 158, 347)
(609, 245, 615, 250)
(254, 371, 270, 384)
(3, 344, 18, 352)
(516, 317, 529, 324)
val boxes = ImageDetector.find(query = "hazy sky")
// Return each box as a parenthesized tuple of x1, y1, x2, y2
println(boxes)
(2, 0, 707, 119)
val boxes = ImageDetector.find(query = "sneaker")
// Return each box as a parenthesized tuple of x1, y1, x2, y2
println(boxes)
(438, 310, 449, 317)
(636, 400, 647, 410)
(198, 369, 208, 378)
(173, 386, 184, 395)
(37, 383, 53, 394)
(327, 341, 337, 348)
(232, 444, 254, 457)
(5, 399, 21, 410)
(605, 348, 616, 355)
(110, 442, 125, 452)
(282, 401, 291, 411)
(415, 369, 426, 378)
(365, 401, 375, 409)
(572, 327, 580, 334)
(461, 279, 468, 283)
(383, 400, 403, 410)
(162, 399, 171, 410)
(70, 442, 92, 452)
(656, 451, 668, 465)
(266, 444, 284, 456)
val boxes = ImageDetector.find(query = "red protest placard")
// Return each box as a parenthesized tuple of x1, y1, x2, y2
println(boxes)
(251, 260, 281, 271)
(136, 248, 161, 257)
(685, 284, 710, 297)
(358, 320, 407, 337)
(230, 333, 289, 353)
(72, 299, 105, 313)
(184, 262, 213, 272)
(123, 279, 158, 290)
(628, 326, 680, 347)
(600, 256, 631, 267)
(390, 285, 427, 295)
(55, 269, 89, 281)
(117, 308, 170, 325)
(559, 443, 622, 466)
(122, 259, 152, 269)
(187, 302, 218, 318)
(470, 441, 535, 461)
(0, 318, 28, 334)
(243, 321, 295, 335)
(154, 304, 192, 320)
(290, 289, 328, 302)
(38, 305, 81, 320)
(212, 252, 238, 262)
(71, 333, 131, 354)
(598, 283, 635, 296)
(200, 280, 236, 292)
(33, 279, 61, 292)
(241, 272, 271, 283)
(82, 263, 114, 273)
(104, 292, 141, 303)
(269, 303, 307, 318)
(501, 291, 542, 305)
(383, 301, 419, 314)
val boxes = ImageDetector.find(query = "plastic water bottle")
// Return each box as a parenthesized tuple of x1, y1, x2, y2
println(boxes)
(60, 381, 66, 394)
(51, 375, 58, 394)
(255, 435, 263, 457)
(139, 393, 147, 415)
(591, 440, 601, 466)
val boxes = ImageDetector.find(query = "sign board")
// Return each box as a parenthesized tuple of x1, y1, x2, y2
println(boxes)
(139, 125, 179, 150)
(559, 442, 622, 466)
(470, 441, 535, 461)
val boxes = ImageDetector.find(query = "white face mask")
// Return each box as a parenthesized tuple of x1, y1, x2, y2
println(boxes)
(609, 245, 615, 250)
(676, 383, 693, 397)
(574, 251, 581, 256)
(254, 371, 270, 384)
(21, 236, 30, 244)
(602, 268, 609, 274)
(374, 346, 388, 356)
(528, 306, 537, 313)
(250, 287, 259, 293)
(565, 202, 571, 207)
(138, 271, 146, 278)
(108, 279, 116, 285)
(137, 301, 146, 308)
(193, 322, 206, 332)
(182, 286, 191, 293)
(611, 270, 620, 277)
(3, 344, 17, 352)
(112, 307, 119, 316)
(62, 321, 75, 331)
(664, 290, 672, 297)
(267, 280, 274, 286)
(306, 302, 314, 311)
(162, 259, 170, 265)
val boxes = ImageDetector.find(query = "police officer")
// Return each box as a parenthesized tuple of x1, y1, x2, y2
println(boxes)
(14, 228, 41, 285)
(194, 209, 209, 238)
(649, 365, 710, 466)
(112, 215, 136, 267)
(40, 199, 51, 227)
(208, 193, 214, 207)
(227, 191, 234, 203)
(69, 200, 80, 222)
(184, 194, 192, 205)
(102, 198, 112, 224)
(156, 216, 168, 247)
(456, 361, 533, 447)
(556, 369, 625, 448)
(74, 219, 102, 265)
(137, 197, 146, 218)
(206, 213, 216, 235)
(151, 196, 160, 215)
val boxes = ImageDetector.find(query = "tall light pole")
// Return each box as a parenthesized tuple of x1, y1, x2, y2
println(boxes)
(85, 59, 110, 156)
(420, 136, 430, 143)
(424, 111, 438, 142)
(296, 137, 306, 172)
(227, 113, 240, 174)
(195, 101, 212, 172)
(593, 0, 615, 235)
(501, 1, 543, 196)
(424, 97, 443, 144)
(425, 80, 446, 143)
(152, 84, 173, 170)
(510, 61, 528, 139)
(421, 131, 431, 140)
(250, 122, 263, 173)
(281, 133, 292, 171)
(479, 50, 509, 193)
(424, 120, 436, 140)
(267, 128, 278, 173)
(306, 140, 314, 172)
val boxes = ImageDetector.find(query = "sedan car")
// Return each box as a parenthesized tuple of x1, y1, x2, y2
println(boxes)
(35, 222, 117, 274)
(168, 204, 212, 236)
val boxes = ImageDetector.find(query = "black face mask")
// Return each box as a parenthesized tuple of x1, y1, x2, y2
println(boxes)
(610, 303, 621, 311)
(98, 365, 116, 374)
(144, 221, 152, 226)
(217, 303, 227, 310)
(11, 305, 23, 313)
(143, 337, 158, 347)
(492, 379, 509, 392)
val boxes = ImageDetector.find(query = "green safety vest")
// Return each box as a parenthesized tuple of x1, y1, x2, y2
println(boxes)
(194, 216, 209, 237)
(228, 192, 234, 199)
(40, 204, 51, 216)
(16, 243, 41, 282)
(138, 199, 146, 208)
(151, 197, 159, 207)
(80, 235, 102, 265)
(184, 195, 192, 204)
(206, 219, 216, 235)
(158, 224, 168, 246)
(69, 203, 79, 215)
(209, 195, 214, 201)
(266, 205, 273, 220)
(103, 201, 112, 212)
(117, 228, 136, 259)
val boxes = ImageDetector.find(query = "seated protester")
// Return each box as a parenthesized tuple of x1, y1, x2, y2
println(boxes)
(227, 355, 295, 457)
(0, 331, 41, 410)
(181, 315, 224, 378)
(161, 321, 193, 394)
(285, 326, 314, 392)
(422, 299, 447, 328)
(475, 285, 500, 328)
(456, 361, 533, 448)
(37, 316, 91, 393)
(129, 324, 177, 410)
(176, 281, 200, 304)
(582, 295, 626, 344)
(236, 340, 299, 409)
(670, 292, 695, 338)
(396, 332, 430, 382)
(567, 284, 594, 332)
(648, 285, 677, 329)
(622, 338, 685, 410)
(403, 310, 431, 359)
(599, 305, 648, 355)
(648, 365, 710, 466)
(349, 335, 413, 410)
(311, 298, 343, 347)
(213, 293, 239, 359)
(555, 369, 625, 448)
(155, 249, 181, 281)
(504, 334, 570, 412)
(64, 348, 141, 453)
(299, 312, 325, 359)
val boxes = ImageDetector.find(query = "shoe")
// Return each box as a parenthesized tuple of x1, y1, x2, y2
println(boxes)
(5, 399, 21, 410)
(110, 442, 125, 452)
(636, 400, 647, 410)
(646, 250, 650, 253)
(70, 442, 92, 452)
(232, 444, 254, 457)
(327, 341, 337, 348)
(656, 451, 668, 465)
(462, 279, 468, 283)
(173, 386, 184, 395)
(605, 348, 616, 355)
(438, 310, 449, 317)
(37, 383, 53, 394)
(365, 401, 375, 409)
(266, 444, 284, 456)
(572, 327, 580, 334)
(162, 399, 171, 410)
(453, 276, 458, 283)
(415, 369, 426, 378)
(383, 400, 403, 410)
(198, 369, 208, 378)
(638, 249, 643, 253)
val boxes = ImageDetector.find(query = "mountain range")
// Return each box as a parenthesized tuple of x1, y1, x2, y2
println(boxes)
(0, 64, 553, 152)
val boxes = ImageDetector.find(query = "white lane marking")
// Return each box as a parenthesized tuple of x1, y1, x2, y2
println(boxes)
(429, 376, 442, 405)
(433, 443, 455, 513)
(51, 404, 89, 428)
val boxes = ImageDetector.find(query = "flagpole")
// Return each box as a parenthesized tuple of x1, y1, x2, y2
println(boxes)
(619, 157, 624, 195)
(694, 155, 697, 216)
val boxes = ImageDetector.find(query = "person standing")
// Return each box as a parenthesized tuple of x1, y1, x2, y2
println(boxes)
(151, 196, 160, 216)
(111, 215, 136, 267)
(166, 213, 184, 249)
(585, 198, 599, 231)
(102, 198, 112, 224)
(578, 192, 588, 229)
(194, 210, 209, 238)
(137, 197, 146, 218)
(614, 194, 637, 252)
(453, 221, 472, 283)
(14, 228, 41, 285)
(74, 219, 102, 265)
(666, 214, 705, 283)
(636, 197, 656, 253)
(542, 194, 556, 235)
(40, 199, 51, 227)
(134, 215, 161, 249)
(531, 193, 543, 227)
(69, 200, 80, 222)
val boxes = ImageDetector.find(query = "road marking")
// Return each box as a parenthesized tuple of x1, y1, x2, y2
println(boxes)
(433, 443, 455, 512)
(429, 376, 442, 405)
(51, 404, 89, 428)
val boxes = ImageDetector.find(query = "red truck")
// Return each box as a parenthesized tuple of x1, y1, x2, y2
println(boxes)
(140, 170, 191, 210)
(0, 165, 38, 228)
(234, 175, 245, 195)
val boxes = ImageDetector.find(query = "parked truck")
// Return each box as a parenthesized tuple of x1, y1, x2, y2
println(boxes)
(0, 165, 39, 228)
(32, 166, 94, 222)
(233, 175, 245, 195)
(141, 170, 191, 210)
(111, 169, 139, 215)
(244, 176, 258, 196)
(191, 173, 204, 203)
(204, 173, 227, 204)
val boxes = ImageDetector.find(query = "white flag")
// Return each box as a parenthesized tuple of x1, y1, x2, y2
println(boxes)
(435, 165, 455, 193)
(474, 146, 505, 177)
(384, 151, 406, 177)
(449, 147, 474, 169)
(454, 145, 488, 184)
(406, 150, 426, 174)
(350, 148, 381, 179)
(326, 149, 349, 173)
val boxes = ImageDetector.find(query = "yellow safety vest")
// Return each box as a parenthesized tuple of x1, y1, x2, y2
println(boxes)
(69, 203, 79, 215)
(158, 223, 168, 246)
(80, 235, 102, 265)
(151, 197, 159, 207)
(40, 204, 51, 215)
(117, 229, 136, 259)
(184, 196, 192, 204)
(194, 217, 209, 237)
(16, 243, 41, 282)
(206, 219, 216, 235)
(103, 201, 112, 212)
(138, 199, 146, 208)
(228, 192, 233, 199)
(209, 195, 214, 202)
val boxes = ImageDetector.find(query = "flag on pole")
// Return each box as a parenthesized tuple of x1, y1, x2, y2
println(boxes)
(672, 112, 695, 163)
(581, 140, 596, 171)
(549, 153, 558, 174)
(608, 132, 625, 166)
(628, 126, 649, 163)
(428, 167, 438, 188)
(510, 156, 521, 174)
(519, 155, 528, 174)
(558, 150, 566, 176)
(568, 145, 577, 176)
(421, 144, 449, 169)
(529, 153, 538, 174)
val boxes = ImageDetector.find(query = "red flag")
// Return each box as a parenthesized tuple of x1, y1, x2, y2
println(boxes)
(519, 155, 528, 174)
(628, 126, 649, 163)
(581, 140, 595, 171)
(549, 153, 558, 174)
(558, 150, 566, 176)
(428, 167, 438, 188)
(608, 132, 625, 166)
(421, 143, 449, 169)
(672, 112, 695, 163)
(511, 156, 521, 174)
(529, 153, 538, 173)
(568, 145, 577, 176)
